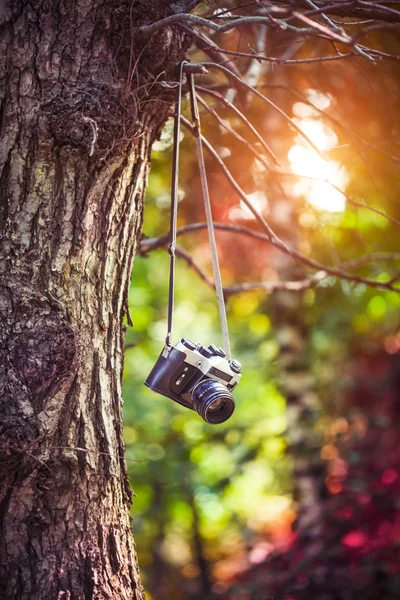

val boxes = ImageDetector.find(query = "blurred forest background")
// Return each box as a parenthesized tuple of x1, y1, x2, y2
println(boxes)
(123, 12, 400, 600)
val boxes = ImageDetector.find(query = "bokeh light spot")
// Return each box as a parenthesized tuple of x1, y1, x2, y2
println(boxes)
(367, 295, 387, 321)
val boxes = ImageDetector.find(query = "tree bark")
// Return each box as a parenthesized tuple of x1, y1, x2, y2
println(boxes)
(0, 2, 188, 598)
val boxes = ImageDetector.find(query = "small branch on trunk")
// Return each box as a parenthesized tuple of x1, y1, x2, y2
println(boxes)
(82, 116, 98, 156)
(189, 29, 243, 79)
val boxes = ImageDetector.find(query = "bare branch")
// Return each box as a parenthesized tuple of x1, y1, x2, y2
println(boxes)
(299, 0, 348, 33)
(139, 2, 400, 297)
(141, 0, 400, 41)
(139, 4, 390, 48)
(139, 11, 288, 37)
(290, 10, 352, 44)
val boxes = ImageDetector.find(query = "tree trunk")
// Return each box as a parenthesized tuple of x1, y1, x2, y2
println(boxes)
(0, 2, 188, 598)
(271, 289, 326, 542)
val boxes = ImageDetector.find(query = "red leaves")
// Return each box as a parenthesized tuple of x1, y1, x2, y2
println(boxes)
(381, 468, 398, 486)
(341, 530, 368, 549)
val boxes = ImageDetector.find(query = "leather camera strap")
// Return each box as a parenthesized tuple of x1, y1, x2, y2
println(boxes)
(166, 62, 231, 360)
(166, 61, 186, 350)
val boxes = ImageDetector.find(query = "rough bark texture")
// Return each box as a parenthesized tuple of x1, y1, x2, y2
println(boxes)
(0, 1, 189, 598)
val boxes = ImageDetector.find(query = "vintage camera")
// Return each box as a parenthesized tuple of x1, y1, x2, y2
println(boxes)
(145, 339, 242, 424)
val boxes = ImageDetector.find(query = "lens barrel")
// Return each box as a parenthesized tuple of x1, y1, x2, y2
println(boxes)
(191, 379, 235, 424)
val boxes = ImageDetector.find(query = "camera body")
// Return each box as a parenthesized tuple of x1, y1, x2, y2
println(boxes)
(144, 339, 242, 424)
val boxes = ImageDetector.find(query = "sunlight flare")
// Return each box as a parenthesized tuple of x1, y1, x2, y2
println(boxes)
(288, 95, 348, 213)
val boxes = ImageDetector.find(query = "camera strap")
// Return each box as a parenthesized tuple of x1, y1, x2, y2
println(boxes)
(166, 62, 232, 360)
(165, 61, 185, 352)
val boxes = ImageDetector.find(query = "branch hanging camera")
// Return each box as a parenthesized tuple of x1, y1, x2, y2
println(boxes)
(145, 62, 242, 425)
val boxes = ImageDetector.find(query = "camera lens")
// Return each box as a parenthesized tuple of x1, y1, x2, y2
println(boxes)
(191, 380, 235, 424)
(207, 397, 226, 413)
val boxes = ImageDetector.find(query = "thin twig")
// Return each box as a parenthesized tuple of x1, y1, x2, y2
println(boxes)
(295, 0, 374, 59)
